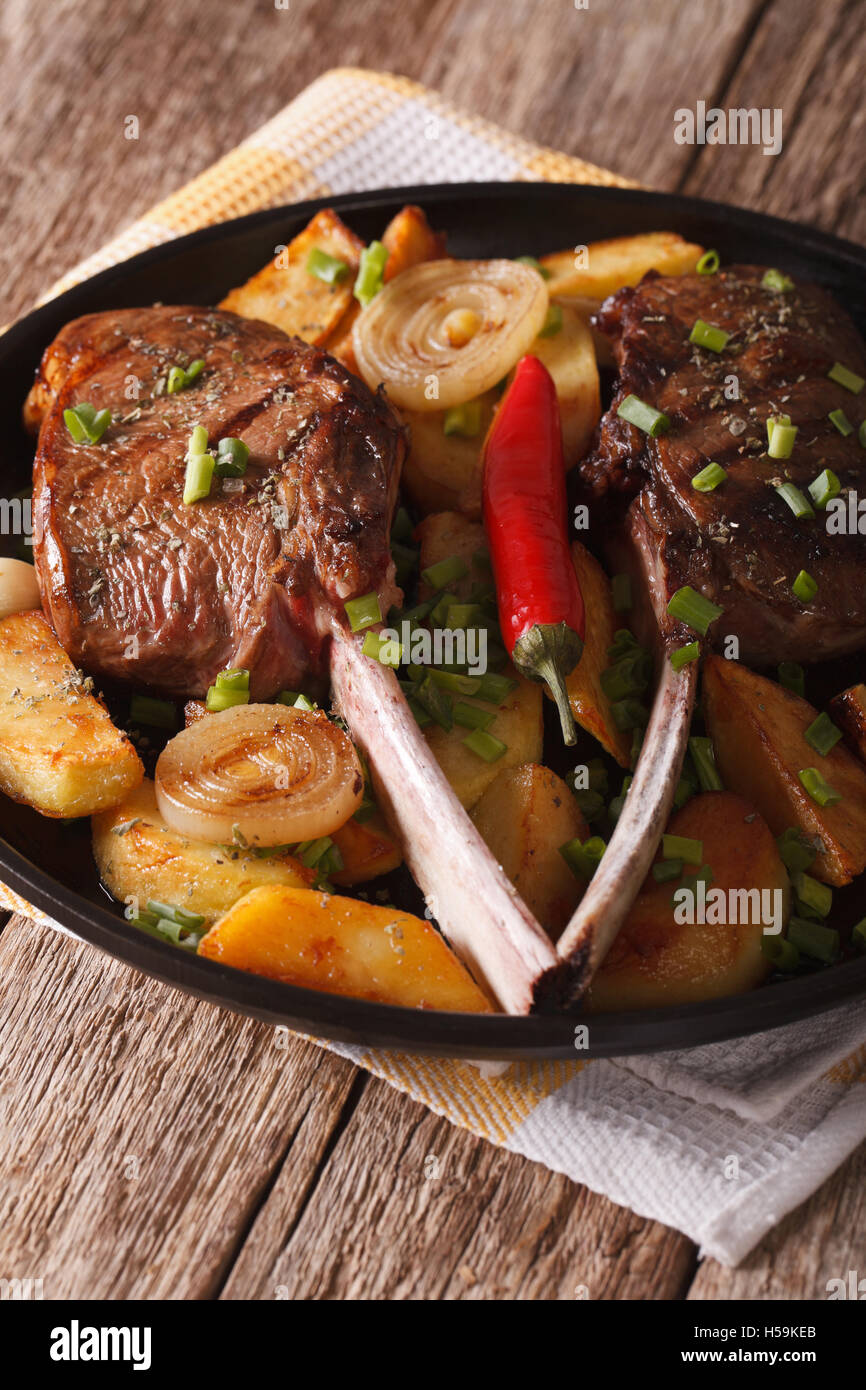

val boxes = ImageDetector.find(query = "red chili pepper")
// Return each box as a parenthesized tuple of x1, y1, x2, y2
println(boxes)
(482, 354, 585, 745)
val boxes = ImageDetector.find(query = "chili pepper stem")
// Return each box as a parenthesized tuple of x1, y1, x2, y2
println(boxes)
(511, 620, 582, 747)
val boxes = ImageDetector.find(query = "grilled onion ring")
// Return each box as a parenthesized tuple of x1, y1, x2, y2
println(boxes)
(352, 259, 548, 411)
(155, 704, 364, 847)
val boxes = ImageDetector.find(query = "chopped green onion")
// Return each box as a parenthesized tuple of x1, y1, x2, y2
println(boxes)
(663, 833, 702, 865)
(344, 591, 382, 633)
(767, 420, 798, 460)
(691, 462, 727, 492)
(629, 726, 644, 769)
(666, 585, 723, 636)
(828, 408, 853, 437)
(415, 674, 453, 730)
(689, 318, 730, 353)
(183, 450, 214, 505)
(361, 630, 402, 666)
(792, 569, 817, 603)
(214, 437, 250, 476)
(206, 684, 248, 711)
(611, 698, 649, 731)
(354, 240, 388, 307)
(653, 858, 683, 883)
(560, 836, 606, 880)
(608, 774, 633, 824)
(689, 735, 723, 792)
(129, 694, 176, 728)
(572, 788, 605, 821)
(777, 662, 806, 697)
(215, 668, 250, 691)
(167, 365, 187, 394)
(408, 697, 432, 728)
(766, 412, 790, 446)
(791, 871, 832, 918)
(761, 936, 800, 971)
(421, 554, 469, 589)
(298, 837, 334, 869)
(187, 424, 208, 455)
(617, 394, 670, 436)
(788, 915, 839, 963)
(539, 303, 563, 337)
(828, 361, 865, 395)
(673, 771, 697, 809)
(462, 729, 507, 762)
(807, 467, 841, 510)
(695, 249, 720, 276)
(776, 828, 817, 874)
(852, 919, 866, 953)
(611, 574, 632, 613)
(429, 669, 481, 695)
(804, 711, 842, 757)
(608, 628, 639, 658)
(761, 268, 795, 293)
(859, 419, 866, 449)
(293, 693, 316, 711)
(306, 247, 349, 284)
(798, 766, 841, 806)
(671, 641, 700, 670)
(429, 591, 458, 627)
(391, 506, 414, 543)
(453, 701, 496, 732)
(472, 546, 491, 572)
(443, 401, 482, 437)
(688, 864, 714, 887)
(775, 482, 814, 520)
(146, 900, 205, 932)
(186, 359, 205, 383)
(63, 402, 112, 444)
(514, 255, 551, 279)
(443, 602, 486, 631)
(476, 671, 518, 705)
(391, 541, 418, 588)
(600, 650, 651, 701)
(277, 690, 300, 705)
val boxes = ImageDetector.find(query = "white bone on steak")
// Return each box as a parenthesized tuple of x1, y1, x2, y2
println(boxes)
(29, 306, 405, 698)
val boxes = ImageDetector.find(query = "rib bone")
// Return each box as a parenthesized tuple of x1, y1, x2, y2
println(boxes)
(555, 653, 698, 1001)
(330, 627, 562, 1013)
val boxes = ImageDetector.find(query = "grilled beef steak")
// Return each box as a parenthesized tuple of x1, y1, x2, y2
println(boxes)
(581, 266, 866, 665)
(28, 306, 405, 698)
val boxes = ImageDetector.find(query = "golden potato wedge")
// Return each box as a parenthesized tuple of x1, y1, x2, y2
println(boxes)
(539, 231, 704, 302)
(829, 683, 866, 765)
(219, 208, 365, 344)
(558, 543, 631, 766)
(517, 304, 600, 467)
(400, 391, 498, 518)
(471, 763, 588, 937)
(0, 610, 143, 817)
(588, 792, 786, 1011)
(703, 656, 866, 886)
(93, 779, 312, 925)
(416, 511, 486, 603)
(382, 204, 447, 282)
(423, 671, 543, 810)
(198, 884, 493, 1011)
(331, 809, 402, 886)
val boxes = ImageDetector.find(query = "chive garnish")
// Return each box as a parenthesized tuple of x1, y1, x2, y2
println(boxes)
(617, 394, 670, 436)
(539, 303, 563, 338)
(64, 402, 111, 444)
(691, 462, 726, 492)
(689, 318, 730, 353)
(775, 482, 814, 520)
(662, 833, 702, 865)
(828, 408, 853, 437)
(761, 268, 794, 293)
(361, 630, 402, 666)
(214, 668, 250, 691)
(453, 702, 496, 732)
(666, 585, 723, 636)
(792, 569, 817, 603)
(354, 240, 388, 307)
(761, 936, 800, 972)
(767, 417, 798, 459)
(807, 467, 841, 510)
(344, 591, 382, 632)
(827, 361, 865, 395)
(804, 711, 842, 757)
(671, 642, 700, 670)
(695, 249, 720, 276)
(788, 915, 839, 963)
(214, 437, 250, 476)
(306, 247, 349, 284)
(792, 871, 832, 918)
(689, 735, 722, 792)
(421, 554, 469, 589)
(462, 729, 507, 763)
(443, 401, 482, 437)
(798, 766, 841, 806)
(777, 661, 805, 696)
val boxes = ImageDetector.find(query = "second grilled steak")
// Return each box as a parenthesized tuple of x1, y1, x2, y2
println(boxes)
(581, 266, 866, 664)
(29, 306, 405, 698)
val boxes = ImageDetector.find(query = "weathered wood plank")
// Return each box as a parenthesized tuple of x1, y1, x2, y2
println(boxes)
(221, 1073, 694, 1300)
(683, 0, 866, 242)
(688, 1139, 866, 1300)
(0, 916, 358, 1299)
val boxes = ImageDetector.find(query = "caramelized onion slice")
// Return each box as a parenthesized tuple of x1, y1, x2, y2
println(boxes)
(352, 258, 548, 411)
(155, 704, 363, 847)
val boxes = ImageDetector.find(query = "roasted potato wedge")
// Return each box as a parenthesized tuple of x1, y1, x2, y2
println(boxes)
(703, 656, 866, 886)
(517, 304, 600, 467)
(423, 672, 543, 810)
(0, 610, 142, 817)
(198, 884, 493, 1011)
(539, 231, 704, 302)
(588, 792, 786, 1011)
(331, 810, 402, 885)
(416, 511, 486, 603)
(219, 208, 365, 345)
(400, 391, 497, 518)
(559, 542, 631, 766)
(471, 763, 588, 937)
(829, 683, 866, 765)
(93, 779, 312, 924)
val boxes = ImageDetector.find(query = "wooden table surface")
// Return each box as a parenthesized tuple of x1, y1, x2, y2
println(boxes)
(1, 0, 864, 1300)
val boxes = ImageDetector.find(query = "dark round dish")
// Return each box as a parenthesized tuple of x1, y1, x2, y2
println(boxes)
(3, 181, 865, 1059)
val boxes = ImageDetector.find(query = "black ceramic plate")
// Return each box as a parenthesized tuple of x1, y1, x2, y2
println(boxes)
(3, 182, 866, 1060)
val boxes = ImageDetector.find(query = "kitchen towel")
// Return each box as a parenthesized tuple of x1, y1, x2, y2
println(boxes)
(6, 66, 864, 1268)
